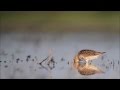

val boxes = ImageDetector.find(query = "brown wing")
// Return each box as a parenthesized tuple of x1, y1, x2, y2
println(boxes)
(78, 49, 106, 56)
(78, 49, 96, 56)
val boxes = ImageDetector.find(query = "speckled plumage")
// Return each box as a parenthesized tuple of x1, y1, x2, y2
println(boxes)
(78, 49, 105, 56)
(77, 49, 106, 61)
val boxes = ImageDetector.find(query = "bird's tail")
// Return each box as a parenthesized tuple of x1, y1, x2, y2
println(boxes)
(98, 52, 106, 54)
(101, 52, 106, 54)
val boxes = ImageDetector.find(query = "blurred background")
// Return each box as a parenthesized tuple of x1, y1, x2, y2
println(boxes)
(0, 11, 120, 79)
(0, 11, 119, 32)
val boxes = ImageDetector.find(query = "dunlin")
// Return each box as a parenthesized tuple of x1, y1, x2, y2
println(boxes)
(73, 49, 105, 75)
(75, 49, 106, 65)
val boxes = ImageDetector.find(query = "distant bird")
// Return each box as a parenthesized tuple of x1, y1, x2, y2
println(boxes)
(73, 50, 105, 75)
(77, 49, 106, 65)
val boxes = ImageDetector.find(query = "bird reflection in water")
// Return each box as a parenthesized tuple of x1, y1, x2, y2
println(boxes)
(73, 54, 104, 75)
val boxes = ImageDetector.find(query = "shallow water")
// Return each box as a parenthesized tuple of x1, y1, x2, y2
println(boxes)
(0, 31, 120, 79)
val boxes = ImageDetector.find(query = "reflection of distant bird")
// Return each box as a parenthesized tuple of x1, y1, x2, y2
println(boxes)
(78, 63, 104, 75)
(77, 49, 106, 65)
